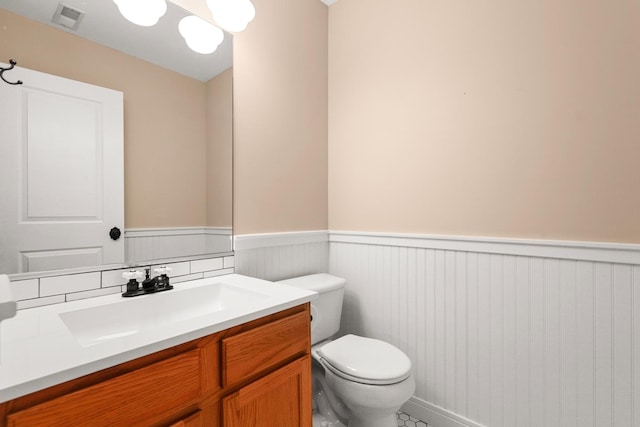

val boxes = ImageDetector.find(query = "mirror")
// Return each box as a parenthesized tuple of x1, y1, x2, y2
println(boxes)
(0, 0, 233, 276)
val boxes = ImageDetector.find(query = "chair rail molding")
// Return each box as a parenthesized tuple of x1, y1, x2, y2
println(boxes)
(329, 230, 640, 264)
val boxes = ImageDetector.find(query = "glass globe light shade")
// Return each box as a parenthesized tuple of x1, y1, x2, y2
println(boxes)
(178, 15, 224, 55)
(113, 0, 167, 27)
(206, 0, 255, 33)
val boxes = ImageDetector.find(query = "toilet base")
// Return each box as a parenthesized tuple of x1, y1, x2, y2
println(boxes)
(323, 368, 415, 427)
(312, 411, 346, 427)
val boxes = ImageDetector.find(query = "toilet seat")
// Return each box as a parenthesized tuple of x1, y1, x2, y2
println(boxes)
(317, 334, 412, 385)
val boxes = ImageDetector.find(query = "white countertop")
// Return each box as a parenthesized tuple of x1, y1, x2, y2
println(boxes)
(0, 274, 317, 403)
(0, 275, 17, 324)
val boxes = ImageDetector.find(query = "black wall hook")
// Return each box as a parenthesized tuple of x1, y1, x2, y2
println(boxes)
(1, 59, 23, 85)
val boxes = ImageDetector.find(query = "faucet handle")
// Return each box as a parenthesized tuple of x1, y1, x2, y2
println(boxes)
(122, 270, 144, 296)
(122, 270, 143, 281)
(154, 266, 172, 276)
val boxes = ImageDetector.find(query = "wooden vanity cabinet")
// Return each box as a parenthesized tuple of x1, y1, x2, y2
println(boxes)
(222, 356, 312, 427)
(0, 304, 311, 427)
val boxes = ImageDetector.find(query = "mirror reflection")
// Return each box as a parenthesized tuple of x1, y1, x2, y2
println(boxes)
(0, 0, 233, 276)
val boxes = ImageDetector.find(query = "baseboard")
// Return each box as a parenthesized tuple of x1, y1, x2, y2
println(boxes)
(402, 397, 485, 427)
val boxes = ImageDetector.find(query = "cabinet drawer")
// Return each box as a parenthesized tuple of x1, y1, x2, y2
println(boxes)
(222, 310, 310, 387)
(7, 350, 201, 427)
(169, 410, 202, 427)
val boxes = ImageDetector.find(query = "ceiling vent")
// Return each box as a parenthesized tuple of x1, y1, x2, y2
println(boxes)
(52, 3, 85, 31)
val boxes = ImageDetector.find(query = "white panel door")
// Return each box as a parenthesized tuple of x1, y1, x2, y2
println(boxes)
(0, 63, 124, 274)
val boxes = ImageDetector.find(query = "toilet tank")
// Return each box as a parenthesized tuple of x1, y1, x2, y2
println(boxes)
(277, 274, 345, 345)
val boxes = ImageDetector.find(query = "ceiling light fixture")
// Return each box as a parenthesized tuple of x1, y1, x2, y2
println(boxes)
(113, 0, 167, 27)
(178, 15, 224, 55)
(205, 0, 255, 33)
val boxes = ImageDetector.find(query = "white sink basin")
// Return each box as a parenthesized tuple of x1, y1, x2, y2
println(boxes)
(59, 282, 268, 347)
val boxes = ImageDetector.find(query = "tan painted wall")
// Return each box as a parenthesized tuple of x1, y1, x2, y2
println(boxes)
(0, 8, 207, 229)
(206, 68, 233, 227)
(329, 0, 640, 243)
(232, 0, 328, 235)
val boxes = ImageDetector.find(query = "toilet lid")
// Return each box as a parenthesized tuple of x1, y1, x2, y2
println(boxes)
(318, 334, 412, 385)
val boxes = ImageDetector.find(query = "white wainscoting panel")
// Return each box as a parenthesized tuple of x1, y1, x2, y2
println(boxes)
(205, 228, 234, 254)
(234, 231, 329, 282)
(329, 232, 640, 427)
(125, 227, 232, 262)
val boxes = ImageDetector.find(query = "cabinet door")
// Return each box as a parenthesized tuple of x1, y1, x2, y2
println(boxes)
(222, 356, 312, 427)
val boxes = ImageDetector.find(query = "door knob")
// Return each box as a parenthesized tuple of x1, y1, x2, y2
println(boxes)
(109, 227, 122, 241)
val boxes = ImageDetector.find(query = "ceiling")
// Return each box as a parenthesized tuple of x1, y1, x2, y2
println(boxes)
(0, 0, 232, 81)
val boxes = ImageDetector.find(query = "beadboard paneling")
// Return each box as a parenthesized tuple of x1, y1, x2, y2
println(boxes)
(125, 227, 232, 262)
(329, 237, 640, 427)
(234, 241, 328, 282)
(234, 232, 328, 282)
(231, 230, 640, 426)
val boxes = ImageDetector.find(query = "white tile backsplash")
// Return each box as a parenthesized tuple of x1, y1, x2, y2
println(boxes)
(223, 256, 235, 269)
(10, 255, 234, 310)
(191, 258, 224, 273)
(40, 272, 101, 297)
(101, 267, 136, 288)
(203, 268, 235, 278)
(66, 286, 122, 302)
(10, 279, 39, 301)
(17, 295, 66, 310)
(151, 261, 190, 277)
(171, 273, 204, 284)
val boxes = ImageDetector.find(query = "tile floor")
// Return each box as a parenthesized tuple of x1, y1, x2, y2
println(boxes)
(396, 411, 428, 427)
(312, 408, 427, 426)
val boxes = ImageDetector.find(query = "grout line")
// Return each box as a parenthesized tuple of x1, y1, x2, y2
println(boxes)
(396, 411, 429, 427)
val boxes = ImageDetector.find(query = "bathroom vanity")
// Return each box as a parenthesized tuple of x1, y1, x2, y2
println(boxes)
(0, 274, 315, 426)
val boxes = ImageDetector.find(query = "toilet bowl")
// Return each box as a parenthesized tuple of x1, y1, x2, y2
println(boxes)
(313, 335, 415, 427)
(277, 274, 415, 427)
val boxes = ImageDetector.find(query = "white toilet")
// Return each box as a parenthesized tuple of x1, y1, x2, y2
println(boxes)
(278, 274, 415, 427)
